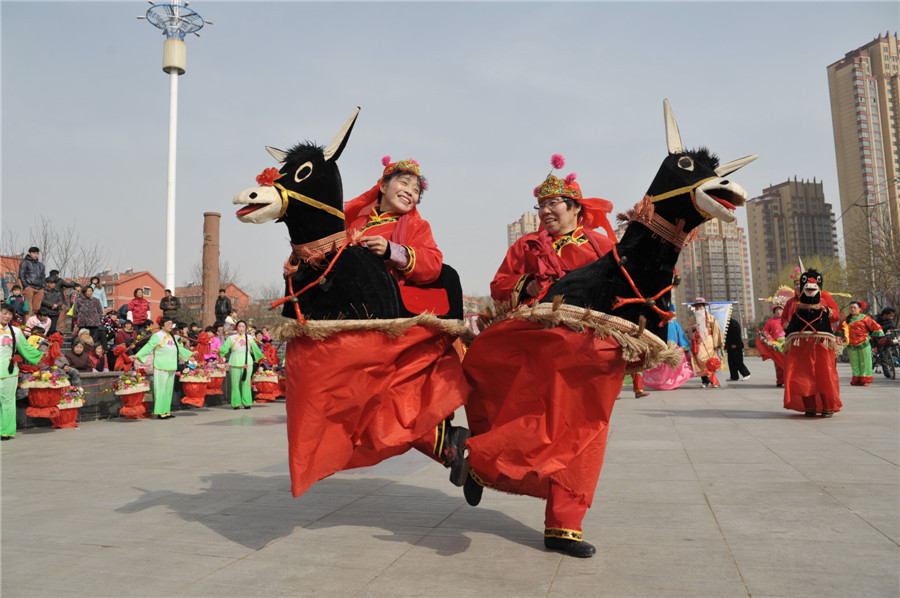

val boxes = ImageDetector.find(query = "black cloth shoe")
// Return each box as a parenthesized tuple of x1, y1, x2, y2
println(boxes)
(441, 425, 471, 487)
(544, 536, 596, 558)
(1, 435, 12, 441)
(464, 472, 483, 507)
(243, 406, 251, 410)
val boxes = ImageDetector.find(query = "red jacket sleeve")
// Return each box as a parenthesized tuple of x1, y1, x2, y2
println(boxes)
(821, 291, 841, 325)
(395, 217, 443, 285)
(491, 238, 537, 303)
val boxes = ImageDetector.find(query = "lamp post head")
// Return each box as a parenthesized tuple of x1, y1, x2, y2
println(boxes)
(142, 0, 207, 40)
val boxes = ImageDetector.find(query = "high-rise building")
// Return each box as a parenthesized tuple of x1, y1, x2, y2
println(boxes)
(507, 212, 540, 247)
(746, 178, 839, 305)
(673, 219, 754, 324)
(826, 32, 900, 270)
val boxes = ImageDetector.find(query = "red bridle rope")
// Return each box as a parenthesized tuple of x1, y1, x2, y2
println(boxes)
(270, 235, 355, 324)
(609, 246, 676, 327)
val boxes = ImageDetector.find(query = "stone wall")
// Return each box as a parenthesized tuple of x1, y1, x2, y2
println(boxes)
(16, 371, 236, 429)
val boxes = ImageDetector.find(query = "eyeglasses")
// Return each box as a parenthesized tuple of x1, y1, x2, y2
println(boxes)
(534, 198, 570, 211)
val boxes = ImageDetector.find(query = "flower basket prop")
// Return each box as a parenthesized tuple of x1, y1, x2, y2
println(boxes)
(204, 358, 227, 396)
(51, 386, 86, 429)
(21, 368, 70, 419)
(180, 370, 210, 407)
(253, 371, 280, 403)
(114, 370, 151, 419)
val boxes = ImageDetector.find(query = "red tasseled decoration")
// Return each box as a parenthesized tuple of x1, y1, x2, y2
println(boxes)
(196, 332, 211, 358)
(551, 154, 565, 169)
(41, 332, 64, 368)
(113, 345, 133, 372)
(382, 155, 392, 166)
(264, 343, 280, 366)
(565, 172, 577, 184)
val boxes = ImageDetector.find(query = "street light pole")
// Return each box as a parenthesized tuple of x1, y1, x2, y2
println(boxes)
(138, 1, 211, 291)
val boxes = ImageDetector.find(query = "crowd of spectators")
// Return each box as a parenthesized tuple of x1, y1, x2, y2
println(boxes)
(4, 251, 271, 378)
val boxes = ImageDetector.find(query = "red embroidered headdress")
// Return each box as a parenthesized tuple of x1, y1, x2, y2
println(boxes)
(533, 154, 616, 240)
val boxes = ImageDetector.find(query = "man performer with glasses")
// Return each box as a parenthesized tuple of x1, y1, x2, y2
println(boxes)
(464, 155, 617, 558)
(490, 155, 616, 305)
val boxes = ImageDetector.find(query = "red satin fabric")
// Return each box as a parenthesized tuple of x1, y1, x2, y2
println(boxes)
(205, 375, 224, 396)
(41, 333, 64, 368)
(782, 291, 841, 328)
(463, 319, 625, 506)
(490, 228, 613, 303)
(51, 408, 79, 429)
(755, 337, 786, 371)
(119, 391, 147, 418)
(545, 481, 589, 531)
(26, 387, 62, 419)
(284, 325, 468, 497)
(253, 380, 278, 402)
(181, 382, 207, 407)
(113, 345, 133, 372)
(783, 337, 842, 413)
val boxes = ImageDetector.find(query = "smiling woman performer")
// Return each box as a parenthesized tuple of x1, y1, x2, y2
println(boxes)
(465, 155, 617, 558)
(288, 155, 471, 485)
(344, 156, 445, 315)
(491, 154, 616, 305)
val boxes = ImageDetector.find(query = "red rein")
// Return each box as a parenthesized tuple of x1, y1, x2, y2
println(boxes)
(609, 246, 675, 327)
(270, 236, 354, 324)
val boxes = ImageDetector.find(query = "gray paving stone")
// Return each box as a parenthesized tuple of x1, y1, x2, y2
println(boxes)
(2, 356, 897, 597)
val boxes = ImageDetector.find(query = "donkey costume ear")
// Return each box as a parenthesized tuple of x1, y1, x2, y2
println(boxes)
(798, 257, 806, 273)
(715, 154, 760, 176)
(265, 147, 288, 163)
(663, 99, 683, 155)
(323, 107, 361, 162)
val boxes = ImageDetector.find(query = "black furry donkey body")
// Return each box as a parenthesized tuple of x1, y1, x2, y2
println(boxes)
(233, 108, 462, 321)
(544, 100, 758, 342)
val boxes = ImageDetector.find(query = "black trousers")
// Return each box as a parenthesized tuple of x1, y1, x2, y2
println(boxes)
(727, 348, 750, 380)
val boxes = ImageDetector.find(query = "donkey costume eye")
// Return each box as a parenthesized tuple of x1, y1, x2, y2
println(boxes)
(677, 156, 694, 171)
(294, 161, 314, 183)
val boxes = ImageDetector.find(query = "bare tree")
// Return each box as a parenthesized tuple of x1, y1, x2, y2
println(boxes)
(243, 282, 287, 329)
(1, 226, 22, 256)
(187, 259, 240, 287)
(3, 216, 113, 280)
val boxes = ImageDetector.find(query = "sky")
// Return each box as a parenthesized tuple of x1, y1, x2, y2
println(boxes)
(1, 1, 896, 298)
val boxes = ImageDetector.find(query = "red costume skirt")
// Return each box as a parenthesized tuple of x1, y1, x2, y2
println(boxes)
(284, 324, 468, 497)
(463, 319, 626, 506)
(783, 334, 841, 414)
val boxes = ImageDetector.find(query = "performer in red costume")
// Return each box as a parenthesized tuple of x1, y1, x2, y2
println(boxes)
(782, 268, 841, 418)
(344, 156, 448, 316)
(757, 301, 787, 387)
(782, 268, 840, 329)
(280, 156, 469, 489)
(464, 155, 618, 558)
(839, 301, 885, 386)
(490, 159, 615, 304)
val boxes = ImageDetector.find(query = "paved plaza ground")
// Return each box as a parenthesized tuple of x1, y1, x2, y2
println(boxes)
(2, 356, 898, 597)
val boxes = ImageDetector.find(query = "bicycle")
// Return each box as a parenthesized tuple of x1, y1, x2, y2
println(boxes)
(872, 329, 900, 380)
